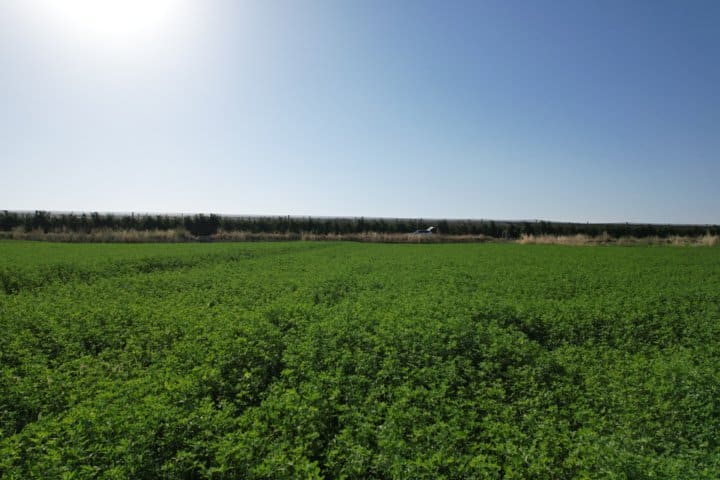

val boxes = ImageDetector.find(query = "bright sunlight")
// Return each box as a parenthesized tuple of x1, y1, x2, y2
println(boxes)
(16, 0, 195, 51)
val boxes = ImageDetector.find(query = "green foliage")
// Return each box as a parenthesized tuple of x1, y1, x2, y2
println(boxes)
(1, 240, 719, 478)
(184, 215, 221, 237)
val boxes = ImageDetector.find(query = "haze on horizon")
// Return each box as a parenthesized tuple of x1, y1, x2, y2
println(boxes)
(1, 0, 718, 224)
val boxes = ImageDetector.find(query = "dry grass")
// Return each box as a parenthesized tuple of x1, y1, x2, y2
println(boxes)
(518, 232, 719, 246)
(517, 234, 595, 245)
(0, 228, 493, 243)
(1, 227, 717, 246)
(0, 227, 192, 243)
(699, 232, 720, 246)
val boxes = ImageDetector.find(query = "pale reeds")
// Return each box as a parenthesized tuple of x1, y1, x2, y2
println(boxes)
(517, 234, 595, 245)
(699, 232, 719, 246)
(1, 227, 191, 243)
(518, 232, 719, 246)
(1, 227, 717, 245)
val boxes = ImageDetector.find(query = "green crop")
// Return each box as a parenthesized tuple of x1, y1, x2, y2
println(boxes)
(1, 240, 719, 479)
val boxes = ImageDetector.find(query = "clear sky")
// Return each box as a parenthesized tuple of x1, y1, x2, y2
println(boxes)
(1, 0, 718, 223)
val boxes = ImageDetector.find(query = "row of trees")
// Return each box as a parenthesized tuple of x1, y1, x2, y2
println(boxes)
(1, 210, 718, 238)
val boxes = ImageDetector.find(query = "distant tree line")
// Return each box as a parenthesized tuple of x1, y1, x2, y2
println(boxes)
(1, 210, 718, 239)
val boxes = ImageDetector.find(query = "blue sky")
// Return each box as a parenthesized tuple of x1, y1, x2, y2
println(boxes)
(1, 0, 718, 223)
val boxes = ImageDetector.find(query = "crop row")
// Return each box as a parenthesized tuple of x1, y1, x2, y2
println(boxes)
(1, 242, 718, 478)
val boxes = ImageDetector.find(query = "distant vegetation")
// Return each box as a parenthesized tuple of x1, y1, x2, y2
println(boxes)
(1, 241, 719, 478)
(1, 210, 718, 242)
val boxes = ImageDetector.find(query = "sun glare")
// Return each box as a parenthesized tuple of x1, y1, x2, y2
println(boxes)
(19, 0, 194, 50)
